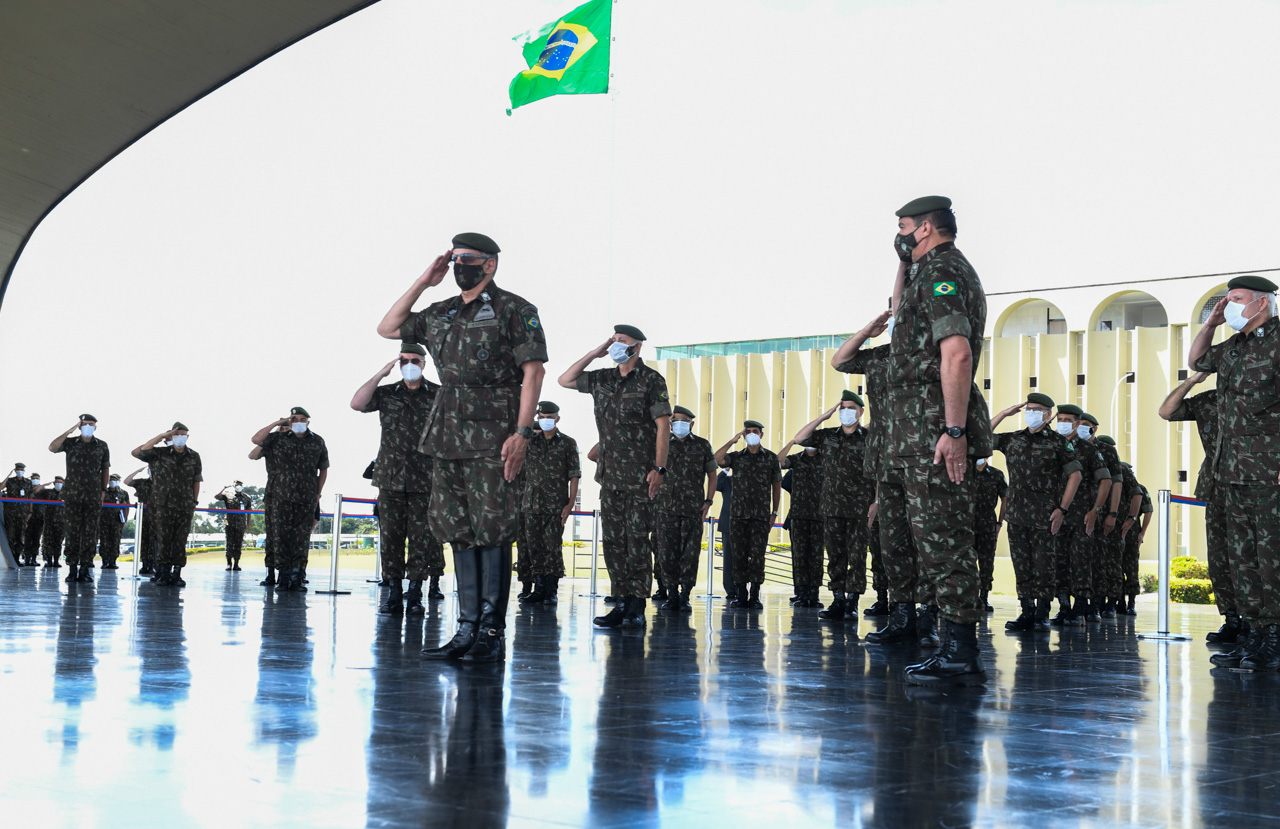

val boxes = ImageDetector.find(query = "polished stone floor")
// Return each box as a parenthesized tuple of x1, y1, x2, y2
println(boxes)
(1, 564, 1276, 828)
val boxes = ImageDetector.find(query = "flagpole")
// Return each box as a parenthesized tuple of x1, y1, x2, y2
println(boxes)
(605, 0, 618, 324)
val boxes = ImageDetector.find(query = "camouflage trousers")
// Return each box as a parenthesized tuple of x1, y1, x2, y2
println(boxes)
(1092, 530, 1124, 599)
(825, 516, 868, 596)
(1223, 484, 1280, 627)
(378, 489, 445, 580)
(1121, 527, 1142, 597)
(262, 500, 276, 569)
(868, 518, 886, 592)
(42, 521, 64, 564)
(155, 505, 195, 568)
(271, 499, 314, 573)
(788, 518, 825, 590)
(515, 513, 532, 582)
(4, 506, 28, 560)
(1204, 500, 1236, 614)
(98, 514, 124, 564)
(1006, 522, 1055, 600)
(877, 496, 931, 604)
(729, 517, 770, 585)
(62, 501, 101, 567)
(974, 518, 1000, 593)
(657, 512, 703, 590)
(600, 488, 655, 599)
(225, 522, 246, 560)
(1053, 516, 1094, 598)
(24, 516, 42, 562)
(430, 457, 519, 548)
(521, 511, 565, 579)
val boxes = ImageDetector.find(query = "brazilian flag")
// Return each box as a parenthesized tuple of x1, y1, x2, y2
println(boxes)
(507, 0, 611, 113)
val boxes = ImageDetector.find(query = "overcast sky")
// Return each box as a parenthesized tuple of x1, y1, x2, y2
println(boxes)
(2, 0, 1277, 508)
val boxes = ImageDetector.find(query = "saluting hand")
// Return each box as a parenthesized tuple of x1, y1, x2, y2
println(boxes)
(1205, 297, 1228, 327)
(591, 338, 613, 360)
(863, 309, 893, 337)
(1001, 402, 1027, 418)
(380, 359, 397, 378)
(417, 250, 451, 288)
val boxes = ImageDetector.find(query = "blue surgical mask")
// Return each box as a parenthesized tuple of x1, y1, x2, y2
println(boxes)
(172, 434, 189, 447)
(672, 421, 692, 439)
(1055, 422, 1074, 437)
(608, 341, 633, 364)
(1077, 425, 1093, 439)
(80, 425, 95, 438)
(538, 417, 556, 432)
(291, 422, 308, 435)
(1025, 411, 1045, 430)
(401, 363, 423, 382)
(838, 408, 860, 427)
(744, 433, 762, 447)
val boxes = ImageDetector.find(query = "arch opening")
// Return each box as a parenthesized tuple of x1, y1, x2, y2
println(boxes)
(1091, 291, 1168, 332)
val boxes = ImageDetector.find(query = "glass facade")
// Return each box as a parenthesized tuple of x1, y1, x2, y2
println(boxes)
(654, 334, 850, 361)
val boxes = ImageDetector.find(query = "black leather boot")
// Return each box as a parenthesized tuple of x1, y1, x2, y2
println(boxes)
(1051, 593, 1072, 626)
(653, 580, 668, 602)
(544, 576, 559, 605)
(866, 602, 918, 645)
(226, 556, 234, 571)
(679, 587, 693, 613)
(1211, 623, 1260, 668)
(427, 576, 444, 601)
(76, 563, 94, 583)
(170, 567, 186, 588)
(1125, 595, 1137, 615)
(64, 564, 78, 583)
(232, 556, 242, 572)
(379, 581, 405, 615)
(982, 590, 994, 613)
(748, 583, 763, 610)
(730, 584, 749, 608)
(621, 596, 647, 628)
(138, 562, 153, 575)
(1207, 611, 1245, 645)
(424, 549, 481, 659)
(594, 602, 625, 628)
(520, 575, 547, 605)
(461, 546, 511, 662)
(904, 619, 987, 686)
(819, 590, 846, 621)
(405, 580, 425, 614)
(789, 586, 802, 605)
(917, 605, 941, 648)
(864, 590, 889, 617)
(260, 568, 276, 586)
(1101, 596, 1117, 619)
(156, 564, 173, 586)
(1005, 599, 1037, 631)
(1238, 624, 1280, 672)
(845, 595, 859, 621)
(1034, 598, 1052, 631)
(663, 586, 682, 612)
(1085, 597, 1102, 623)
(810, 586, 825, 609)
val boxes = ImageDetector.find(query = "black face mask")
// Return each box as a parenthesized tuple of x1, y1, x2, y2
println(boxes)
(894, 228, 918, 262)
(454, 262, 487, 291)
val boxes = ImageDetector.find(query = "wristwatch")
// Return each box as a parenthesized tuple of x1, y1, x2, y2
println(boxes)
(944, 426, 967, 439)
(653, 465, 666, 476)
(516, 426, 535, 440)
(1107, 511, 1119, 518)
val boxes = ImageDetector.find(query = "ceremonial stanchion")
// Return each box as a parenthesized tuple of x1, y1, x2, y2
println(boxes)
(586, 509, 601, 598)
(700, 517, 721, 600)
(1138, 489, 1191, 642)
(368, 530, 382, 584)
(316, 493, 350, 596)
(130, 503, 145, 581)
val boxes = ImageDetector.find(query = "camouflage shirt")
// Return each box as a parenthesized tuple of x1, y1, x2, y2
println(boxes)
(3, 476, 33, 514)
(658, 432, 717, 518)
(128, 477, 153, 507)
(55, 436, 110, 505)
(136, 446, 204, 510)
(992, 428, 1082, 528)
(1118, 465, 1142, 515)
(723, 448, 781, 520)
(1138, 484, 1153, 516)
(781, 450, 824, 522)
(401, 283, 548, 461)
(362, 379, 439, 492)
(260, 430, 330, 504)
(836, 343, 890, 479)
(884, 242, 993, 470)
(1193, 317, 1280, 485)
(101, 486, 130, 528)
(1093, 440, 1125, 495)
(1166, 390, 1220, 503)
(33, 487, 61, 528)
(521, 431, 581, 513)
(215, 491, 253, 528)
(1066, 437, 1112, 518)
(802, 425, 875, 518)
(974, 466, 1008, 518)
(577, 359, 672, 493)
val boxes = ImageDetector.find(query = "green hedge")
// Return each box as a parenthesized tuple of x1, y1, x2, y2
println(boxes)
(1169, 578, 1214, 605)
(1140, 574, 1159, 594)
(1171, 556, 1210, 580)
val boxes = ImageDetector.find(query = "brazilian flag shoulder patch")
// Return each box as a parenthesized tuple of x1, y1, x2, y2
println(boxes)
(658, 389, 669, 401)
(525, 314, 541, 330)
(933, 281, 956, 296)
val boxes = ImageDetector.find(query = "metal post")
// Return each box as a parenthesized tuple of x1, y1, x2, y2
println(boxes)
(700, 518, 720, 600)
(587, 509, 600, 598)
(131, 503, 144, 580)
(367, 519, 382, 583)
(1139, 489, 1189, 641)
(316, 493, 351, 595)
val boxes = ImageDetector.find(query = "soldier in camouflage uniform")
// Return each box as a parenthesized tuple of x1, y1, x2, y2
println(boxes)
(517, 401, 581, 606)
(1160, 373, 1236, 641)
(780, 440, 825, 609)
(98, 473, 131, 569)
(123, 467, 157, 575)
(2, 463, 33, 565)
(249, 425, 287, 585)
(37, 476, 65, 568)
(1049, 404, 1113, 625)
(214, 480, 252, 572)
(353, 343, 446, 615)
(715, 419, 781, 610)
(382, 233, 547, 662)
(1119, 466, 1152, 614)
(49, 414, 111, 584)
(990, 394, 1082, 631)
(1090, 431, 1127, 619)
(874, 196, 996, 685)
(23, 471, 46, 567)
(562, 323, 671, 629)
(134, 422, 203, 587)
(252, 408, 329, 593)
(972, 457, 1007, 612)
(1191, 274, 1280, 672)
(658, 405, 717, 612)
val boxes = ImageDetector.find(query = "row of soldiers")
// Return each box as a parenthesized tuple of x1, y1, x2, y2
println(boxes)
(2, 466, 127, 570)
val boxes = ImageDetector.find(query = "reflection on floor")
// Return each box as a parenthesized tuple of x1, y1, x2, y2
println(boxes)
(1, 565, 1275, 828)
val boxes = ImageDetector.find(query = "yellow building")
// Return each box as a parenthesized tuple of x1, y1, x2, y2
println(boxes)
(652, 270, 1273, 562)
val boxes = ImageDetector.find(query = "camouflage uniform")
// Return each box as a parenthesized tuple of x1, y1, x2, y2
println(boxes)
(803, 425, 875, 596)
(722, 447, 781, 585)
(3, 475, 32, 562)
(782, 451, 825, 591)
(136, 445, 203, 568)
(1123, 484, 1153, 597)
(993, 428, 1081, 601)
(55, 435, 110, 568)
(577, 359, 671, 599)
(880, 241, 994, 624)
(98, 485, 130, 566)
(127, 478, 157, 570)
(973, 466, 1008, 593)
(215, 490, 253, 564)
(23, 485, 45, 564)
(37, 488, 64, 566)
(259, 429, 329, 573)
(1166, 391, 1232, 613)
(362, 379, 445, 580)
(657, 430, 717, 592)
(838, 345, 893, 595)
(1054, 438, 1111, 599)
(402, 284, 548, 548)
(521, 431, 581, 578)
(1092, 440, 1126, 600)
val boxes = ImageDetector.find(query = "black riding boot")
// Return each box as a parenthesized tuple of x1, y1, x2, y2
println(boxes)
(904, 619, 987, 686)
(461, 546, 512, 662)
(819, 590, 846, 621)
(427, 576, 444, 601)
(405, 580, 425, 614)
(379, 581, 405, 615)
(866, 602, 918, 645)
(917, 605, 941, 649)
(424, 549, 481, 659)
(1005, 598, 1037, 631)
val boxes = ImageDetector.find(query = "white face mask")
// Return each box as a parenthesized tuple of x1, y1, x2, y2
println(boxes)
(54, 482, 63, 491)
(976, 458, 987, 469)
(804, 447, 817, 455)
(1025, 410, 1046, 430)
(80, 425, 95, 438)
(172, 434, 189, 447)
(672, 421, 692, 439)
(538, 417, 556, 433)
(31, 478, 40, 486)
(1224, 299, 1260, 332)
(838, 408, 860, 427)
(15, 470, 23, 478)
(235, 486, 243, 493)
(291, 422, 308, 435)
(1077, 425, 1093, 439)
(401, 363, 423, 382)
(744, 433, 762, 447)
(1055, 422, 1074, 437)
(109, 480, 119, 488)
(608, 341, 633, 364)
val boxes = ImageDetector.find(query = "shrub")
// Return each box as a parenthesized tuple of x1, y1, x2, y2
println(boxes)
(1140, 574, 1159, 594)
(1169, 578, 1215, 605)
(1171, 556, 1210, 580)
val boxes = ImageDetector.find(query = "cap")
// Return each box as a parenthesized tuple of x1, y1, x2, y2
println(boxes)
(109, 473, 121, 480)
(291, 407, 310, 418)
(1227, 274, 1279, 293)
(172, 421, 188, 431)
(14, 463, 24, 469)
(841, 390, 865, 407)
(672, 405, 696, 418)
(1057, 404, 1083, 417)
(1081, 412, 1100, 426)
(399, 342, 426, 357)
(1027, 392, 1056, 408)
(451, 232, 500, 254)
(744, 419, 765, 430)
(614, 324, 646, 341)
(79, 413, 97, 423)
(536, 401, 560, 414)
(895, 195, 953, 218)
(1097, 435, 1116, 446)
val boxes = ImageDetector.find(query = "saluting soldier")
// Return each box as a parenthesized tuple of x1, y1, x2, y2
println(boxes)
(657, 405, 717, 612)
(215, 481, 253, 572)
(98, 473, 131, 569)
(382, 232, 547, 662)
(123, 467, 157, 575)
(779, 438, 825, 609)
(1118, 463, 1152, 616)
(1050, 404, 1113, 625)
(561, 324, 670, 629)
(49, 414, 111, 584)
(972, 457, 1008, 612)
(251, 409, 329, 593)
(352, 343, 446, 615)
(37, 476, 66, 568)
(23, 471, 46, 567)
(134, 423, 203, 587)
(714, 419, 781, 610)
(3, 463, 34, 566)
(517, 402, 581, 606)
(249, 424, 288, 585)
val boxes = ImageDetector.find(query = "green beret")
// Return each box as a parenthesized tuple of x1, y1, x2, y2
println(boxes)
(1227, 274, 1278, 293)
(291, 406, 310, 418)
(672, 405, 695, 418)
(895, 195, 952, 218)
(14, 463, 24, 469)
(109, 473, 121, 480)
(172, 422, 188, 431)
(234, 479, 243, 485)
(79, 413, 97, 423)
(1057, 404, 1083, 417)
(399, 342, 426, 357)
(1097, 435, 1116, 446)
(1080, 412, 1099, 426)
(841, 390, 865, 407)
(1120, 461, 1132, 469)
(614, 324, 646, 341)
(1026, 392, 1056, 408)
(536, 401, 560, 414)
(743, 419, 765, 430)
(451, 232, 500, 254)
(54, 476, 64, 482)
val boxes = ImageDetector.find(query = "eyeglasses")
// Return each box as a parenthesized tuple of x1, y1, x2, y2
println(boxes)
(450, 252, 493, 266)
(399, 358, 425, 367)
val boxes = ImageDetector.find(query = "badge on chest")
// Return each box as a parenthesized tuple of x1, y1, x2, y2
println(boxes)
(474, 303, 496, 322)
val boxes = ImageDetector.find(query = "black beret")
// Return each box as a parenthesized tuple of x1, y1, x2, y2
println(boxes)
(536, 401, 560, 414)
(54, 476, 64, 482)
(896, 195, 952, 218)
(1120, 461, 1132, 469)
(1096, 435, 1116, 446)
(109, 473, 121, 480)
(1026, 392, 1056, 408)
(451, 232, 500, 254)
(743, 419, 765, 430)
(79, 413, 97, 422)
(673, 405, 696, 418)
(14, 463, 24, 469)
(1227, 274, 1278, 293)
(1057, 404, 1083, 417)
(614, 324, 646, 341)
(841, 390, 865, 407)
(291, 407, 310, 418)
(172, 421, 188, 431)
(1081, 412, 1099, 426)
(399, 342, 426, 357)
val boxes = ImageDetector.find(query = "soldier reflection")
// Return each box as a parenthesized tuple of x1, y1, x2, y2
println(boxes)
(589, 633, 659, 823)
(253, 592, 317, 781)
(53, 582, 104, 760)
(508, 608, 570, 798)
(1200, 674, 1278, 827)
(133, 588, 190, 752)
